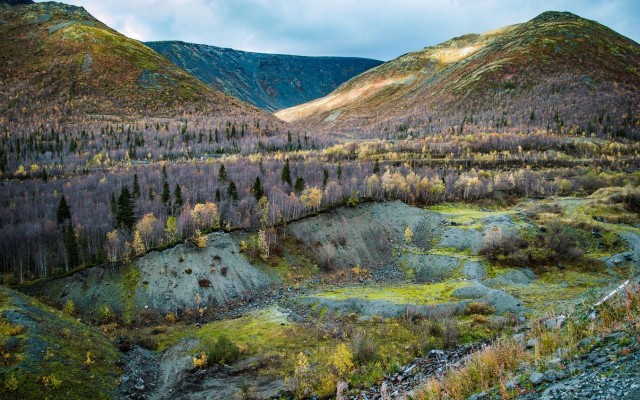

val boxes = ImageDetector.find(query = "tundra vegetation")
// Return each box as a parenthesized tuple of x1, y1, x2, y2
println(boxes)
(0, 3, 639, 400)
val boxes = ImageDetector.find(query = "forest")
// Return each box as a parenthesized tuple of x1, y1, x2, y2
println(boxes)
(1, 113, 639, 282)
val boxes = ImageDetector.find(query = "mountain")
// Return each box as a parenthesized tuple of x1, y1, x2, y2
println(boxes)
(1, 0, 34, 6)
(277, 12, 640, 138)
(146, 41, 383, 111)
(0, 2, 267, 127)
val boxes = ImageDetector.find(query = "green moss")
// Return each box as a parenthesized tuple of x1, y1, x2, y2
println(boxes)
(121, 264, 140, 324)
(313, 281, 471, 305)
(0, 288, 119, 400)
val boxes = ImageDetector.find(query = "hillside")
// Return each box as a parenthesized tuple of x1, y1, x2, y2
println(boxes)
(0, 287, 120, 399)
(146, 41, 382, 111)
(277, 12, 640, 138)
(0, 2, 268, 127)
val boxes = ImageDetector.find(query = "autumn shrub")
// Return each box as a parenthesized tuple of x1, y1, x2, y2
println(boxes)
(204, 334, 241, 365)
(62, 299, 76, 316)
(622, 190, 640, 213)
(350, 332, 380, 364)
(418, 338, 528, 400)
(465, 302, 495, 316)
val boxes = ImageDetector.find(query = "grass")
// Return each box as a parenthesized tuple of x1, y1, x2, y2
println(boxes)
(428, 202, 512, 224)
(415, 283, 640, 400)
(312, 281, 471, 305)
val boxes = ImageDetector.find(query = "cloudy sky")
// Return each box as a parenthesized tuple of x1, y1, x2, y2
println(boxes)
(36, 0, 640, 60)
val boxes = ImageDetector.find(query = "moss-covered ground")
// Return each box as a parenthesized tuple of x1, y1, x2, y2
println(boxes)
(0, 287, 120, 400)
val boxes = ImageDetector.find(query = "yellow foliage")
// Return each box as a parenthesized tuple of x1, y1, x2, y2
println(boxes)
(191, 229, 208, 249)
(84, 351, 94, 366)
(4, 374, 18, 392)
(62, 299, 76, 316)
(330, 343, 354, 377)
(192, 351, 208, 368)
(300, 186, 323, 210)
(404, 226, 413, 244)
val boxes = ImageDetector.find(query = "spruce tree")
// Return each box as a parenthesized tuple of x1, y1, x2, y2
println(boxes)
(252, 177, 264, 200)
(215, 188, 221, 202)
(161, 175, 170, 205)
(337, 163, 343, 180)
(117, 186, 136, 231)
(323, 168, 329, 188)
(218, 163, 227, 181)
(227, 181, 238, 201)
(373, 160, 380, 174)
(64, 222, 80, 269)
(174, 184, 183, 209)
(57, 195, 71, 224)
(294, 176, 305, 193)
(281, 159, 292, 186)
(132, 174, 141, 198)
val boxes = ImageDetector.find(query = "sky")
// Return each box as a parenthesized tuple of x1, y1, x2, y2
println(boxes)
(36, 0, 640, 61)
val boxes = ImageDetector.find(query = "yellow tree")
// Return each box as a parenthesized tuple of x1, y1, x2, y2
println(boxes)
(136, 213, 157, 249)
(300, 186, 323, 211)
(191, 202, 219, 231)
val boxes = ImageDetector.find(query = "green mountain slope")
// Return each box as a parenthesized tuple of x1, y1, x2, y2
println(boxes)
(0, 2, 266, 126)
(277, 12, 640, 138)
(0, 286, 120, 399)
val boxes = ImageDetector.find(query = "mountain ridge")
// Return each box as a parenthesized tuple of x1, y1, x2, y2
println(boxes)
(0, 1, 270, 128)
(277, 11, 640, 138)
(146, 40, 383, 111)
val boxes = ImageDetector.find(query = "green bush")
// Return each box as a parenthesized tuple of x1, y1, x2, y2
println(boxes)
(204, 334, 241, 365)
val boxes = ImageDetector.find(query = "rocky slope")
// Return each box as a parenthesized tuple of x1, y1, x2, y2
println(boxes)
(0, 2, 269, 127)
(277, 11, 640, 138)
(147, 41, 382, 111)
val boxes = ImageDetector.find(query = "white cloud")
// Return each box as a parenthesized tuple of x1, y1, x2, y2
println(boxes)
(35, 0, 640, 60)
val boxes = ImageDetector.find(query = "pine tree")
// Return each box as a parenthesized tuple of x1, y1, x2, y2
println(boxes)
(218, 163, 227, 181)
(373, 160, 380, 174)
(294, 176, 305, 193)
(64, 222, 80, 269)
(57, 195, 71, 224)
(215, 188, 221, 202)
(281, 159, 292, 186)
(117, 186, 136, 231)
(252, 177, 264, 200)
(337, 163, 343, 180)
(227, 181, 238, 201)
(161, 175, 170, 205)
(132, 174, 141, 198)
(323, 168, 329, 188)
(174, 184, 183, 209)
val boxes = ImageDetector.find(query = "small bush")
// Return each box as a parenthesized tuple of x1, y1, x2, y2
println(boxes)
(62, 299, 76, 316)
(204, 334, 241, 365)
(465, 302, 495, 316)
(350, 332, 379, 364)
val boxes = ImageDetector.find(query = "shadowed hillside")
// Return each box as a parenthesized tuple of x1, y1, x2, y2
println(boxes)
(147, 41, 382, 111)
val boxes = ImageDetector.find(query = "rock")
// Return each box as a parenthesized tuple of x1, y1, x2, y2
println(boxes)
(545, 315, 567, 330)
(546, 357, 562, 369)
(543, 370, 557, 382)
(530, 372, 544, 385)
(526, 338, 539, 349)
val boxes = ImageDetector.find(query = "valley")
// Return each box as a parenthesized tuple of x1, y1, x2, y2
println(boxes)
(0, 1, 639, 399)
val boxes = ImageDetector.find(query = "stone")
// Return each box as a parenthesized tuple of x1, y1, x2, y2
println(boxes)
(545, 315, 567, 330)
(530, 372, 544, 385)
(526, 338, 539, 349)
(546, 357, 562, 369)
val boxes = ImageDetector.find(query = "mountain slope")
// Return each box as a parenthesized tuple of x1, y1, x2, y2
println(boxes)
(0, 2, 267, 126)
(146, 41, 383, 111)
(277, 12, 640, 138)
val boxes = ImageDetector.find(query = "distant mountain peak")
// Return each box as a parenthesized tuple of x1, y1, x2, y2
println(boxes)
(147, 40, 382, 111)
(0, 0, 34, 6)
(532, 10, 582, 22)
(277, 11, 640, 138)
